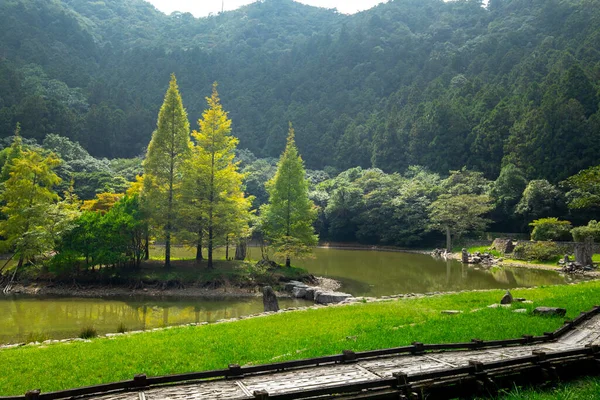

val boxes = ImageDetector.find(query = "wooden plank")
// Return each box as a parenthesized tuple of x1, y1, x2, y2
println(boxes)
(142, 381, 248, 400)
(241, 364, 379, 395)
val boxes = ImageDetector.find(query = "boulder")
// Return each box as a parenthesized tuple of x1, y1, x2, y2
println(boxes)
(461, 248, 469, 263)
(284, 281, 308, 291)
(500, 290, 513, 305)
(315, 291, 353, 304)
(292, 287, 307, 298)
(441, 310, 462, 315)
(262, 286, 279, 312)
(533, 307, 566, 317)
(303, 287, 317, 301)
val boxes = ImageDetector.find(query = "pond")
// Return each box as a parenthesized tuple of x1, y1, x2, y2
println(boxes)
(0, 248, 586, 344)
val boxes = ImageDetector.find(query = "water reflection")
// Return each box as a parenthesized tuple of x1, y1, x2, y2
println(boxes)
(294, 249, 585, 297)
(0, 296, 310, 344)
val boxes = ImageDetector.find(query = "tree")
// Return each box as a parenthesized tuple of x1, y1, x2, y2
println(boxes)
(142, 74, 191, 268)
(182, 83, 252, 268)
(429, 194, 493, 251)
(0, 145, 64, 267)
(515, 180, 567, 223)
(261, 123, 318, 267)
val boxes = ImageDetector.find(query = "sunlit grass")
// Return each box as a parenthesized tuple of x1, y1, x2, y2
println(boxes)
(3, 280, 600, 395)
(491, 377, 600, 399)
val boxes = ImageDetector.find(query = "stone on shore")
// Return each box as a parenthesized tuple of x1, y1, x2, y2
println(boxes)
(315, 291, 353, 304)
(533, 307, 566, 317)
(500, 290, 513, 305)
(262, 286, 279, 312)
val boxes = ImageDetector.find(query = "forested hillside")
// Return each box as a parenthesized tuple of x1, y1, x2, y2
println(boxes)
(0, 0, 599, 181)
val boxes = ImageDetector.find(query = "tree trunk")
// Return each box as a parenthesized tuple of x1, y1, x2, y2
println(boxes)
(235, 240, 247, 260)
(208, 224, 213, 269)
(285, 257, 291, 268)
(225, 235, 229, 260)
(445, 225, 452, 252)
(144, 231, 150, 260)
(165, 230, 171, 268)
(196, 229, 203, 262)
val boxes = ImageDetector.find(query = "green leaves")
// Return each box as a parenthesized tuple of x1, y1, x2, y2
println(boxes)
(261, 124, 318, 265)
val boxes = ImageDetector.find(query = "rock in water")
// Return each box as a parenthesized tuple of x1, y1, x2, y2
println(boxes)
(500, 290, 513, 305)
(533, 307, 566, 317)
(461, 248, 469, 263)
(262, 286, 279, 312)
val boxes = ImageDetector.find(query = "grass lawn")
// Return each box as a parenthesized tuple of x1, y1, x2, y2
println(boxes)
(494, 377, 600, 399)
(3, 281, 600, 396)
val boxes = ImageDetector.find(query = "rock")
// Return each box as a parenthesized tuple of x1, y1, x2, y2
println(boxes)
(533, 307, 566, 317)
(303, 287, 317, 301)
(441, 310, 462, 315)
(461, 248, 469, 263)
(262, 286, 279, 312)
(284, 280, 308, 291)
(514, 298, 527, 302)
(291, 287, 307, 298)
(314, 291, 353, 304)
(500, 290, 513, 305)
(491, 238, 515, 254)
(513, 309, 527, 313)
(471, 256, 482, 264)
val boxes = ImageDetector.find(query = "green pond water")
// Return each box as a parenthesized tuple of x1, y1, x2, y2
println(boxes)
(0, 248, 585, 344)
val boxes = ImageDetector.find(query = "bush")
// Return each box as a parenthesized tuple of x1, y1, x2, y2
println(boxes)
(116, 322, 127, 334)
(529, 218, 572, 241)
(79, 326, 98, 339)
(513, 241, 563, 262)
(571, 220, 600, 242)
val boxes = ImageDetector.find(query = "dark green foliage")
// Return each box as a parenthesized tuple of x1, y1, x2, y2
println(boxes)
(571, 221, 600, 243)
(0, 0, 599, 181)
(513, 241, 564, 263)
(55, 195, 147, 272)
(78, 326, 98, 339)
(529, 218, 572, 241)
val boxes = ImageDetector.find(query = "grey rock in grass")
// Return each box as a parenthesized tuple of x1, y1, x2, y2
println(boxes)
(262, 286, 279, 312)
(500, 290, 513, 305)
(513, 309, 527, 313)
(533, 307, 566, 317)
(441, 310, 462, 315)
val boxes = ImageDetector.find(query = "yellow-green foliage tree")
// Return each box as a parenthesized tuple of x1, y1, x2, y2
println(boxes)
(183, 83, 252, 268)
(261, 123, 318, 267)
(0, 142, 75, 268)
(142, 74, 191, 268)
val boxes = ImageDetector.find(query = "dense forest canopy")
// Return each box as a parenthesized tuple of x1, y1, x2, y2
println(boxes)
(1, 0, 598, 182)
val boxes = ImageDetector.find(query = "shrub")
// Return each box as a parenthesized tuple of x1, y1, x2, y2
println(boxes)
(529, 218, 572, 241)
(116, 322, 127, 334)
(513, 241, 563, 262)
(571, 220, 600, 242)
(79, 326, 98, 339)
(25, 332, 49, 343)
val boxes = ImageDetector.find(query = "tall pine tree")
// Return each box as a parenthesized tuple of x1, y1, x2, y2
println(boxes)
(142, 74, 191, 268)
(182, 83, 252, 268)
(261, 123, 318, 267)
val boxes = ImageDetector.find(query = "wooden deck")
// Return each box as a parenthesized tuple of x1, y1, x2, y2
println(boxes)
(80, 310, 600, 400)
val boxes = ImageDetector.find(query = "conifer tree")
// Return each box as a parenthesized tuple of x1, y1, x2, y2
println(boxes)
(183, 83, 252, 268)
(142, 74, 191, 268)
(261, 123, 318, 267)
(0, 145, 63, 267)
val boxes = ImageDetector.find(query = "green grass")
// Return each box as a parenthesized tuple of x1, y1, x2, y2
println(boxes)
(3, 281, 600, 395)
(468, 246, 502, 258)
(492, 377, 600, 399)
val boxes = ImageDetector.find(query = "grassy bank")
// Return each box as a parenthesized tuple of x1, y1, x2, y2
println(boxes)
(495, 377, 600, 399)
(2, 281, 600, 396)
